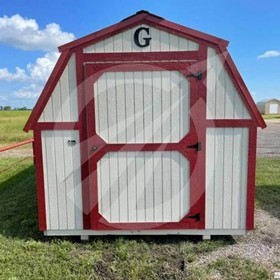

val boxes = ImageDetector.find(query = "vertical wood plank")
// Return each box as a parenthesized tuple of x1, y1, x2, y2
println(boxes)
(109, 152, 120, 222)
(124, 72, 135, 143)
(180, 154, 190, 218)
(159, 30, 170, 51)
(44, 131, 59, 229)
(205, 128, 215, 229)
(62, 130, 75, 229)
(113, 33, 123, 52)
(144, 152, 154, 221)
(134, 72, 144, 143)
(72, 130, 83, 229)
(171, 152, 180, 221)
(127, 152, 137, 221)
(153, 152, 163, 221)
(106, 73, 118, 143)
(161, 71, 171, 143)
(41, 132, 50, 229)
(118, 152, 128, 222)
(96, 74, 109, 141)
(240, 128, 249, 228)
(53, 131, 68, 229)
(136, 153, 145, 222)
(115, 72, 126, 142)
(180, 76, 189, 139)
(223, 128, 233, 229)
(152, 72, 162, 142)
(170, 71, 180, 142)
(214, 128, 224, 229)
(143, 72, 153, 142)
(206, 48, 217, 119)
(60, 64, 71, 121)
(162, 152, 172, 222)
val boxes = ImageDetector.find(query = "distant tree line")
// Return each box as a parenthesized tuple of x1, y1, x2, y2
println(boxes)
(0, 106, 32, 111)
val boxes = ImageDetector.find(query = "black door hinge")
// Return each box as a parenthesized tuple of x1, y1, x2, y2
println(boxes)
(186, 71, 202, 80)
(187, 213, 201, 222)
(186, 142, 201, 151)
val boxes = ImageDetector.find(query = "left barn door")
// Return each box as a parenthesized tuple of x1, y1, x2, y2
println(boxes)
(84, 62, 204, 231)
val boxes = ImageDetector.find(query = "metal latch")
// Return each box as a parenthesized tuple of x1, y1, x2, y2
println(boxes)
(186, 71, 202, 80)
(186, 142, 201, 151)
(67, 140, 76, 145)
(187, 213, 201, 222)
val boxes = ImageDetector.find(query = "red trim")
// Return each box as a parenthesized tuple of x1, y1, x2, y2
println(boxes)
(85, 62, 195, 75)
(34, 122, 79, 130)
(246, 127, 257, 230)
(59, 12, 228, 52)
(33, 130, 47, 231)
(217, 46, 266, 129)
(75, 49, 91, 229)
(24, 51, 72, 132)
(205, 119, 256, 127)
(0, 139, 33, 153)
(83, 51, 200, 62)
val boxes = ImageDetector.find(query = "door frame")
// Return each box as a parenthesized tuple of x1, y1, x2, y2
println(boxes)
(80, 48, 207, 230)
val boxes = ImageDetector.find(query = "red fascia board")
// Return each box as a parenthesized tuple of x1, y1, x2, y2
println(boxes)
(59, 13, 228, 52)
(218, 45, 266, 129)
(23, 51, 72, 132)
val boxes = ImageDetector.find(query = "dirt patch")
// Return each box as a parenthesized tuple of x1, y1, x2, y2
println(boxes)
(257, 120, 280, 157)
(0, 148, 33, 158)
(192, 209, 280, 271)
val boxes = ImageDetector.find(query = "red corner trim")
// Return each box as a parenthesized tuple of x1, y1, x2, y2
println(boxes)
(23, 51, 72, 132)
(246, 127, 257, 230)
(34, 130, 47, 231)
(217, 45, 266, 129)
(59, 12, 228, 52)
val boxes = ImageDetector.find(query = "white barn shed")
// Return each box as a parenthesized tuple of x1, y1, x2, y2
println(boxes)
(257, 98, 280, 115)
(24, 11, 266, 240)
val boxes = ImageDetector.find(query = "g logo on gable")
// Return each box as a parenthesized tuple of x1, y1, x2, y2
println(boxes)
(134, 27, 152, 48)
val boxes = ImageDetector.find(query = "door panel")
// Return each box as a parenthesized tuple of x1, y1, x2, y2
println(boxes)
(85, 62, 204, 230)
(97, 151, 190, 223)
(94, 71, 189, 143)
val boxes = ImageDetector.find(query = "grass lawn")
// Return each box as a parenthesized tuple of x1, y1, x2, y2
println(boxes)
(0, 156, 278, 279)
(262, 114, 280, 120)
(0, 111, 32, 148)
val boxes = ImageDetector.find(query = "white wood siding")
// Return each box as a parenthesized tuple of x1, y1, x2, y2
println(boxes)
(207, 48, 251, 119)
(39, 54, 78, 122)
(94, 71, 189, 143)
(205, 128, 249, 229)
(97, 151, 190, 223)
(84, 25, 199, 53)
(41, 130, 83, 230)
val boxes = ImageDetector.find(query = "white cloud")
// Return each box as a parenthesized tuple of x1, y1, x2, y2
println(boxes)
(0, 51, 59, 83)
(0, 95, 7, 101)
(257, 50, 280, 59)
(12, 83, 42, 99)
(0, 14, 75, 51)
(27, 52, 60, 81)
(0, 67, 27, 81)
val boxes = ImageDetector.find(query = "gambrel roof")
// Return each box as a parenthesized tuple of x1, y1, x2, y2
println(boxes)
(24, 10, 266, 131)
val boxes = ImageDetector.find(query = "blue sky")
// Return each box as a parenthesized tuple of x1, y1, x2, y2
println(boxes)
(0, 0, 279, 108)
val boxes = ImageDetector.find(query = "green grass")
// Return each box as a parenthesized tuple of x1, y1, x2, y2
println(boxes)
(0, 110, 32, 147)
(262, 114, 280, 120)
(255, 157, 280, 219)
(0, 157, 278, 279)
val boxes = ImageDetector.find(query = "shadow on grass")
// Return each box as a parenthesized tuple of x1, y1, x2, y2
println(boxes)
(0, 163, 236, 246)
(0, 165, 43, 240)
(255, 185, 280, 220)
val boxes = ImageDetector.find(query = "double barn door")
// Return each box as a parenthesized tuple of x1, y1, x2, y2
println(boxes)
(84, 60, 205, 230)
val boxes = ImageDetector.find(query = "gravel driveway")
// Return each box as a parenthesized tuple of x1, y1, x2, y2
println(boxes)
(257, 119, 280, 157)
